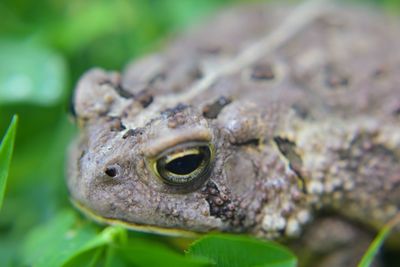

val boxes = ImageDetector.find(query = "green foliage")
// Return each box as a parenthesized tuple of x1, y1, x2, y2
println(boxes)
(0, 115, 17, 210)
(113, 238, 209, 267)
(0, 0, 399, 266)
(187, 234, 297, 267)
(358, 214, 400, 267)
(21, 211, 296, 267)
(22, 210, 106, 267)
(22, 210, 209, 267)
(0, 40, 66, 106)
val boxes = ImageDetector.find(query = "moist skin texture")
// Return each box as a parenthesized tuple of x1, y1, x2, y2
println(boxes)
(68, 2, 400, 266)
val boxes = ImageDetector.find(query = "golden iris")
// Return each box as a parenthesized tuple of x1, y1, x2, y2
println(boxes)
(152, 143, 213, 185)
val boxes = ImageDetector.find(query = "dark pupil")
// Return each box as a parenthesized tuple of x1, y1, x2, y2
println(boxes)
(165, 154, 204, 175)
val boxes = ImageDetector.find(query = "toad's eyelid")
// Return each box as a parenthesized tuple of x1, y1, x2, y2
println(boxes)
(143, 128, 212, 158)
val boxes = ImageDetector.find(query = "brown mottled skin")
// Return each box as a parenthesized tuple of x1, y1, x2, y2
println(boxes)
(68, 2, 400, 266)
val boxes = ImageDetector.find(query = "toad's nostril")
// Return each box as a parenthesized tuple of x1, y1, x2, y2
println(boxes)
(105, 166, 118, 177)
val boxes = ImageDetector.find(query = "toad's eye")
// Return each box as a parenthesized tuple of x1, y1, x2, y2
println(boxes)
(153, 143, 213, 185)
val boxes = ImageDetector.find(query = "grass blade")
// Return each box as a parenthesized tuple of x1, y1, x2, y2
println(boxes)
(0, 115, 18, 210)
(358, 213, 400, 267)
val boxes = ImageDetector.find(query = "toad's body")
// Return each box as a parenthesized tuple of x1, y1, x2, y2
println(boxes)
(68, 2, 400, 265)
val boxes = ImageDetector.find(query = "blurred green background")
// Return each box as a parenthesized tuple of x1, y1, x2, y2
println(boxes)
(1, 0, 399, 266)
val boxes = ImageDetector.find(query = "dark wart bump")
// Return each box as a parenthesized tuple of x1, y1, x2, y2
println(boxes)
(161, 103, 188, 118)
(324, 65, 349, 88)
(202, 181, 245, 227)
(189, 65, 203, 80)
(100, 80, 134, 98)
(199, 45, 222, 55)
(135, 89, 153, 108)
(167, 113, 186, 128)
(251, 63, 275, 80)
(372, 65, 388, 78)
(325, 74, 349, 88)
(203, 96, 232, 119)
(122, 128, 143, 139)
(148, 72, 167, 84)
(108, 117, 126, 132)
(115, 85, 134, 98)
(234, 138, 260, 147)
(292, 103, 310, 119)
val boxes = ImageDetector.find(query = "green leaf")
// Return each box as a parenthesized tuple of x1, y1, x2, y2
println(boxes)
(63, 226, 127, 266)
(187, 234, 297, 267)
(358, 214, 400, 267)
(0, 115, 18, 211)
(116, 238, 210, 267)
(22, 210, 122, 267)
(103, 246, 128, 267)
(63, 247, 105, 267)
(0, 39, 67, 106)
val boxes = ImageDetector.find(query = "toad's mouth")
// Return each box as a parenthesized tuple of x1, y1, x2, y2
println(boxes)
(70, 199, 200, 237)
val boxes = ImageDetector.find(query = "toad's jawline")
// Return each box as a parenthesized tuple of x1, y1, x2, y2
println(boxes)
(71, 199, 201, 237)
